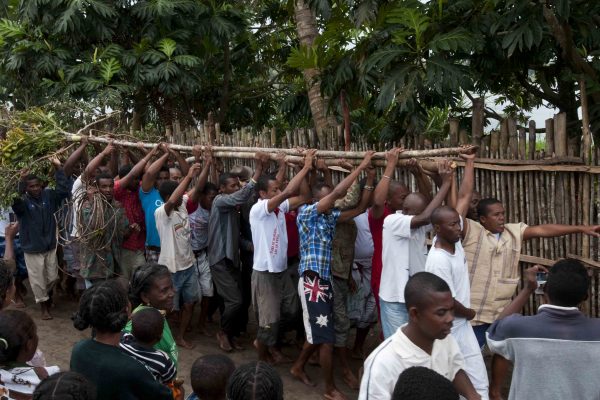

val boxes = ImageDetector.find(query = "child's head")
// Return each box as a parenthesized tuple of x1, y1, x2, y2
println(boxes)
(131, 308, 163, 346)
(190, 354, 235, 400)
(226, 361, 283, 400)
(72, 280, 129, 334)
(392, 366, 459, 400)
(33, 371, 97, 400)
(0, 310, 38, 365)
(404, 272, 454, 341)
(0, 263, 15, 309)
(545, 258, 590, 307)
(158, 180, 181, 206)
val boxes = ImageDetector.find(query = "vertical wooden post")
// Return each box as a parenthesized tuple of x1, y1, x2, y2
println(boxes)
(500, 119, 509, 158)
(472, 97, 484, 155)
(448, 118, 459, 146)
(581, 77, 593, 258)
(528, 120, 536, 160)
(508, 117, 518, 158)
(545, 118, 555, 157)
(490, 130, 499, 158)
(459, 129, 469, 145)
(553, 112, 568, 157)
(518, 126, 526, 159)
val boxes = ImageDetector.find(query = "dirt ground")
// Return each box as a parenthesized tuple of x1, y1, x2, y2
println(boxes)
(10, 289, 382, 400)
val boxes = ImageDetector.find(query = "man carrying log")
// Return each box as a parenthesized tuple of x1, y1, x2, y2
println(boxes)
(464, 197, 600, 399)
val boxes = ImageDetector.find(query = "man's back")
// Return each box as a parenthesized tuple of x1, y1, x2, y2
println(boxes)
(487, 305, 600, 400)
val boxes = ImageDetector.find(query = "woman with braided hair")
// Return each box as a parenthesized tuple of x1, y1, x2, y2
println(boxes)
(0, 310, 60, 399)
(226, 361, 283, 400)
(122, 263, 178, 366)
(70, 280, 173, 400)
(33, 371, 96, 400)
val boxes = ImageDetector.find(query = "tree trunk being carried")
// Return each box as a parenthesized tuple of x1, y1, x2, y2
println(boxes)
(294, 0, 337, 136)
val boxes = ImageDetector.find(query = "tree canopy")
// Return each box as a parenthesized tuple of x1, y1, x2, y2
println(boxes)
(0, 0, 598, 142)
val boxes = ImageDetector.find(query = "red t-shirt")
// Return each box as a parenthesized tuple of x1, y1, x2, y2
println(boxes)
(368, 205, 391, 301)
(285, 211, 299, 258)
(114, 180, 146, 251)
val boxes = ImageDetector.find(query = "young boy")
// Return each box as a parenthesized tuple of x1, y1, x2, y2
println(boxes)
(187, 354, 235, 400)
(120, 308, 177, 384)
(290, 151, 374, 400)
(155, 163, 201, 349)
(487, 259, 600, 400)
(425, 206, 488, 399)
(249, 150, 315, 363)
(359, 272, 480, 400)
(379, 160, 453, 338)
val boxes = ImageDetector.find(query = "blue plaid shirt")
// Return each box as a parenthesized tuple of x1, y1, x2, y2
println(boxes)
(297, 203, 341, 282)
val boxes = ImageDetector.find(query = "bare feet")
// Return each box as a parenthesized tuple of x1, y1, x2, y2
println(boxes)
(254, 340, 275, 363)
(231, 338, 245, 351)
(290, 365, 316, 387)
(270, 349, 292, 364)
(13, 300, 26, 308)
(342, 369, 360, 390)
(176, 338, 195, 349)
(197, 324, 212, 337)
(217, 331, 232, 352)
(41, 303, 52, 320)
(323, 388, 348, 400)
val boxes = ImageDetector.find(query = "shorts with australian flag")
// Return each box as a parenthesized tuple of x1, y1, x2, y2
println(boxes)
(298, 271, 335, 344)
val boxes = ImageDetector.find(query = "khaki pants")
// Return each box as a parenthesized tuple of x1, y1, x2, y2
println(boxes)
(24, 250, 58, 303)
(117, 249, 146, 280)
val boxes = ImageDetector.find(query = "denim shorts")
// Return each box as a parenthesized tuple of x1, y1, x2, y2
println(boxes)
(172, 265, 199, 310)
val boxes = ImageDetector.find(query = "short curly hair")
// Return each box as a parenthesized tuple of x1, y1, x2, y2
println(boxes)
(33, 371, 97, 400)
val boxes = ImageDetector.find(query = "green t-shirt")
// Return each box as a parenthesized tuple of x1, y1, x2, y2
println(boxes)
(123, 305, 178, 367)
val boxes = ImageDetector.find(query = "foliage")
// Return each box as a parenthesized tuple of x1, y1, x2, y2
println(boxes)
(0, 109, 66, 207)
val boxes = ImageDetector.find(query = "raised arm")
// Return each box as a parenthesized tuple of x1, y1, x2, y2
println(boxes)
(187, 148, 213, 204)
(312, 158, 333, 188)
(215, 153, 266, 209)
(338, 166, 376, 222)
(63, 137, 88, 177)
(410, 160, 453, 228)
(120, 145, 160, 189)
(164, 163, 201, 216)
(317, 152, 374, 214)
(169, 147, 190, 176)
(3, 222, 18, 265)
(453, 370, 482, 400)
(141, 146, 169, 192)
(523, 224, 600, 241)
(407, 158, 433, 202)
(455, 150, 476, 219)
(372, 148, 403, 219)
(274, 153, 287, 186)
(496, 265, 547, 319)
(269, 150, 315, 213)
(83, 142, 115, 182)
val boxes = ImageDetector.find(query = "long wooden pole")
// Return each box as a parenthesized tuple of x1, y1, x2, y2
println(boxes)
(580, 77, 593, 258)
(63, 133, 476, 160)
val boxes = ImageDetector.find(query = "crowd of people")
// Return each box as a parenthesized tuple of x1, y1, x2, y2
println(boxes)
(0, 139, 599, 400)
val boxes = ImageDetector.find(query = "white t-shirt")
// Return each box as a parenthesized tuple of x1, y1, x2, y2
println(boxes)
(249, 198, 289, 273)
(354, 211, 374, 260)
(359, 324, 464, 400)
(70, 175, 86, 238)
(0, 366, 60, 395)
(380, 212, 431, 303)
(155, 203, 195, 273)
(425, 239, 470, 327)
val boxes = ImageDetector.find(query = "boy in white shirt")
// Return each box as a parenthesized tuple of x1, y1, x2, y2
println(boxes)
(425, 206, 488, 399)
(249, 150, 315, 363)
(359, 272, 480, 400)
(155, 163, 201, 350)
(379, 160, 453, 338)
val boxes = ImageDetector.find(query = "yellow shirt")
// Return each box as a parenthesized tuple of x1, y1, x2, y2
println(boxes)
(463, 219, 528, 325)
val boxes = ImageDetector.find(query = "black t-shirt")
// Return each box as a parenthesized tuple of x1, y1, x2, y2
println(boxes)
(70, 339, 172, 400)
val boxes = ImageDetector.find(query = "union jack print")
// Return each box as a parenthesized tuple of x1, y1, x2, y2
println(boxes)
(304, 276, 330, 303)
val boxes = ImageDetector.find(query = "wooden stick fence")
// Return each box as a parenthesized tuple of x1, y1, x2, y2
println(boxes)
(66, 110, 600, 317)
